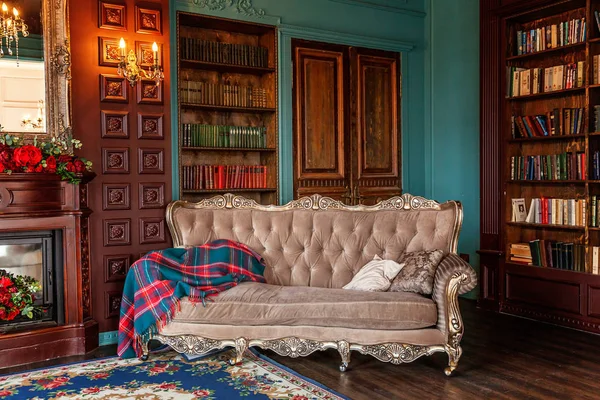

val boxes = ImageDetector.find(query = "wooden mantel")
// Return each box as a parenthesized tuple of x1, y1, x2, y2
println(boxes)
(0, 173, 98, 367)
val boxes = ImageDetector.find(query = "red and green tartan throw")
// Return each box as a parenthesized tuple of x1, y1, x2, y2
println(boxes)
(117, 239, 267, 358)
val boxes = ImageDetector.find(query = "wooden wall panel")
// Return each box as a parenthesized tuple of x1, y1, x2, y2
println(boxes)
(70, 0, 171, 333)
(353, 48, 401, 205)
(293, 40, 349, 200)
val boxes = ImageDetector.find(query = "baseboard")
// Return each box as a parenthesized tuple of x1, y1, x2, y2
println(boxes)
(99, 330, 118, 346)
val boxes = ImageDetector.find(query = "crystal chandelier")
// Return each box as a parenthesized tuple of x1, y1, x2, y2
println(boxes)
(0, 2, 29, 62)
(118, 38, 164, 87)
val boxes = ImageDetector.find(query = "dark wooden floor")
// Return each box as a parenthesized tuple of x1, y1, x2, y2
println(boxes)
(2, 300, 600, 399)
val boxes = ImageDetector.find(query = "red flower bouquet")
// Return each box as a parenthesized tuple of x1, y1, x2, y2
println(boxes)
(0, 269, 42, 322)
(0, 134, 92, 184)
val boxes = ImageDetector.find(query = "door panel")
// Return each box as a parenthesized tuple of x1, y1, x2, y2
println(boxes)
(292, 40, 349, 201)
(353, 49, 401, 205)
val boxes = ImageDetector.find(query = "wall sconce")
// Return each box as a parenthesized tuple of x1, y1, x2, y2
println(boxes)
(21, 99, 44, 130)
(117, 38, 164, 88)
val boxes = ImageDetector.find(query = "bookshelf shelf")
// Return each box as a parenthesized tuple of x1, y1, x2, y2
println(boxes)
(493, 1, 600, 332)
(507, 180, 586, 184)
(180, 59, 276, 75)
(177, 12, 279, 204)
(506, 222, 585, 231)
(180, 103, 277, 113)
(508, 134, 585, 143)
(182, 147, 277, 152)
(507, 87, 585, 101)
(182, 188, 277, 194)
(506, 41, 585, 61)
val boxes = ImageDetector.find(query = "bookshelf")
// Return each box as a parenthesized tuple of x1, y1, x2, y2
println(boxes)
(497, 0, 600, 333)
(177, 12, 278, 203)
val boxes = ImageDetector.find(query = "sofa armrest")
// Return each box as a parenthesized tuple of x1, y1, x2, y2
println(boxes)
(432, 253, 477, 337)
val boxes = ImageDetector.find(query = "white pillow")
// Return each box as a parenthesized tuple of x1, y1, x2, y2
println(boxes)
(343, 255, 404, 292)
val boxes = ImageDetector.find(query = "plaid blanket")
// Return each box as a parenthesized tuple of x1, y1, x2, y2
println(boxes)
(117, 239, 267, 358)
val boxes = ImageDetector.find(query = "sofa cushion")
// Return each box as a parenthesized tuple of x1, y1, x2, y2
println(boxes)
(342, 255, 403, 292)
(389, 250, 445, 295)
(172, 282, 437, 330)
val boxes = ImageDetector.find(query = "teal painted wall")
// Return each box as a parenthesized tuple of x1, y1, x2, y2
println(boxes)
(426, 0, 480, 297)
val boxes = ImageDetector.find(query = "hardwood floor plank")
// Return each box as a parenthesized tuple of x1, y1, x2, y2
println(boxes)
(1, 300, 600, 399)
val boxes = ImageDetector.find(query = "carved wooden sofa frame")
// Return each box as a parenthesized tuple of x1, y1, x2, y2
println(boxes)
(140, 193, 476, 376)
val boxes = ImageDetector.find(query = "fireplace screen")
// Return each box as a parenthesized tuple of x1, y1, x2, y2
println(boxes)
(0, 230, 64, 331)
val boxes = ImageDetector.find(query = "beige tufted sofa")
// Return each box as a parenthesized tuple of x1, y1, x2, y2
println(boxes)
(143, 193, 477, 375)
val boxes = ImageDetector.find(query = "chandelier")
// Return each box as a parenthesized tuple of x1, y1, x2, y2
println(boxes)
(0, 2, 28, 62)
(118, 38, 164, 87)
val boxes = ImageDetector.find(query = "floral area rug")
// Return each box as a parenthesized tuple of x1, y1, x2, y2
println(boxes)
(0, 349, 349, 399)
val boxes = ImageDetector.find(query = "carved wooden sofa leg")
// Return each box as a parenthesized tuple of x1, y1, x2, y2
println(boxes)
(337, 340, 351, 372)
(229, 338, 249, 366)
(444, 344, 462, 376)
(140, 340, 150, 361)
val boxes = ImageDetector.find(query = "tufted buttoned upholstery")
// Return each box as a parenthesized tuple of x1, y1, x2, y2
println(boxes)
(170, 206, 459, 288)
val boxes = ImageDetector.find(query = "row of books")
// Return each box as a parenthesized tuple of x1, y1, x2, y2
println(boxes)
(181, 165, 268, 190)
(511, 241, 587, 272)
(520, 197, 587, 227)
(511, 108, 584, 138)
(180, 37, 269, 68)
(589, 195, 600, 227)
(510, 153, 586, 181)
(180, 80, 268, 108)
(591, 151, 600, 180)
(181, 124, 267, 149)
(516, 18, 586, 55)
(507, 63, 585, 97)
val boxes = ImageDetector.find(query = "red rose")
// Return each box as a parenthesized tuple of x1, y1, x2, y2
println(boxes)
(82, 387, 100, 394)
(159, 383, 177, 390)
(0, 390, 13, 396)
(91, 372, 109, 379)
(58, 155, 72, 163)
(0, 161, 5, 172)
(193, 389, 211, 398)
(0, 277, 12, 287)
(65, 162, 76, 172)
(45, 156, 57, 172)
(35, 164, 43, 172)
(54, 377, 69, 383)
(13, 145, 42, 167)
(73, 159, 86, 173)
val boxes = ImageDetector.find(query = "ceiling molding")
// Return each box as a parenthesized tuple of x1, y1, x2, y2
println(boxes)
(189, 0, 266, 17)
(327, 0, 426, 18)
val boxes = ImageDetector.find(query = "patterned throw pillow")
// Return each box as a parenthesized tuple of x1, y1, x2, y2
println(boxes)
(343, 255, 404, 292)
(388, 250, 445, 295)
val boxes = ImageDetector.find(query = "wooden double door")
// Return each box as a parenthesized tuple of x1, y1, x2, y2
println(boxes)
(292, 39, 402, 205)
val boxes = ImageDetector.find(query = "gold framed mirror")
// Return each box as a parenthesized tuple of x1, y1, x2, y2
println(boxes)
(0, 0, 71, 147)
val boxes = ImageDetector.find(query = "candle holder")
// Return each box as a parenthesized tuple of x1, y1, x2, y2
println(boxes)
(117, 39, 164, 88)
(21, 99, 44, 130)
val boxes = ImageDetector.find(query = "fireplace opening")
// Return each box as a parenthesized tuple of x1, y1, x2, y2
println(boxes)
(0, 230, 64, 333)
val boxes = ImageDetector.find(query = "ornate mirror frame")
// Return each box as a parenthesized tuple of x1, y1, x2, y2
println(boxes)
(36, 0, 71, 146)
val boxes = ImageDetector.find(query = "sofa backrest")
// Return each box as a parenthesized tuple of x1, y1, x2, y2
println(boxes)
(167, 193, 462, 288)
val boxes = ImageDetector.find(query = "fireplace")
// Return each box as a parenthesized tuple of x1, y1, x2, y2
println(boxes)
(0, 173, 97, 368)
(0, 230, 65, 332)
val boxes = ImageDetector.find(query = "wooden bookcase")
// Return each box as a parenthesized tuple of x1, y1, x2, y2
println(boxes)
(497, 0, 600, 333)
(176, 12, 278, 204)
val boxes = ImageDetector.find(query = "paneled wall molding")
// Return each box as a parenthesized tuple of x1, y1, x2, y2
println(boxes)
(190, 0, 265, 16)
(327, 0, 426, 18)
(176, 0, 281, 25)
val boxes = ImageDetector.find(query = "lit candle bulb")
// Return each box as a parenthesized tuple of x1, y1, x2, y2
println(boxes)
(1, 3, 7, 14)
(119, 38, 126, 57)
(12, 7, 17, 18)
(152, 42, 158, 65)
